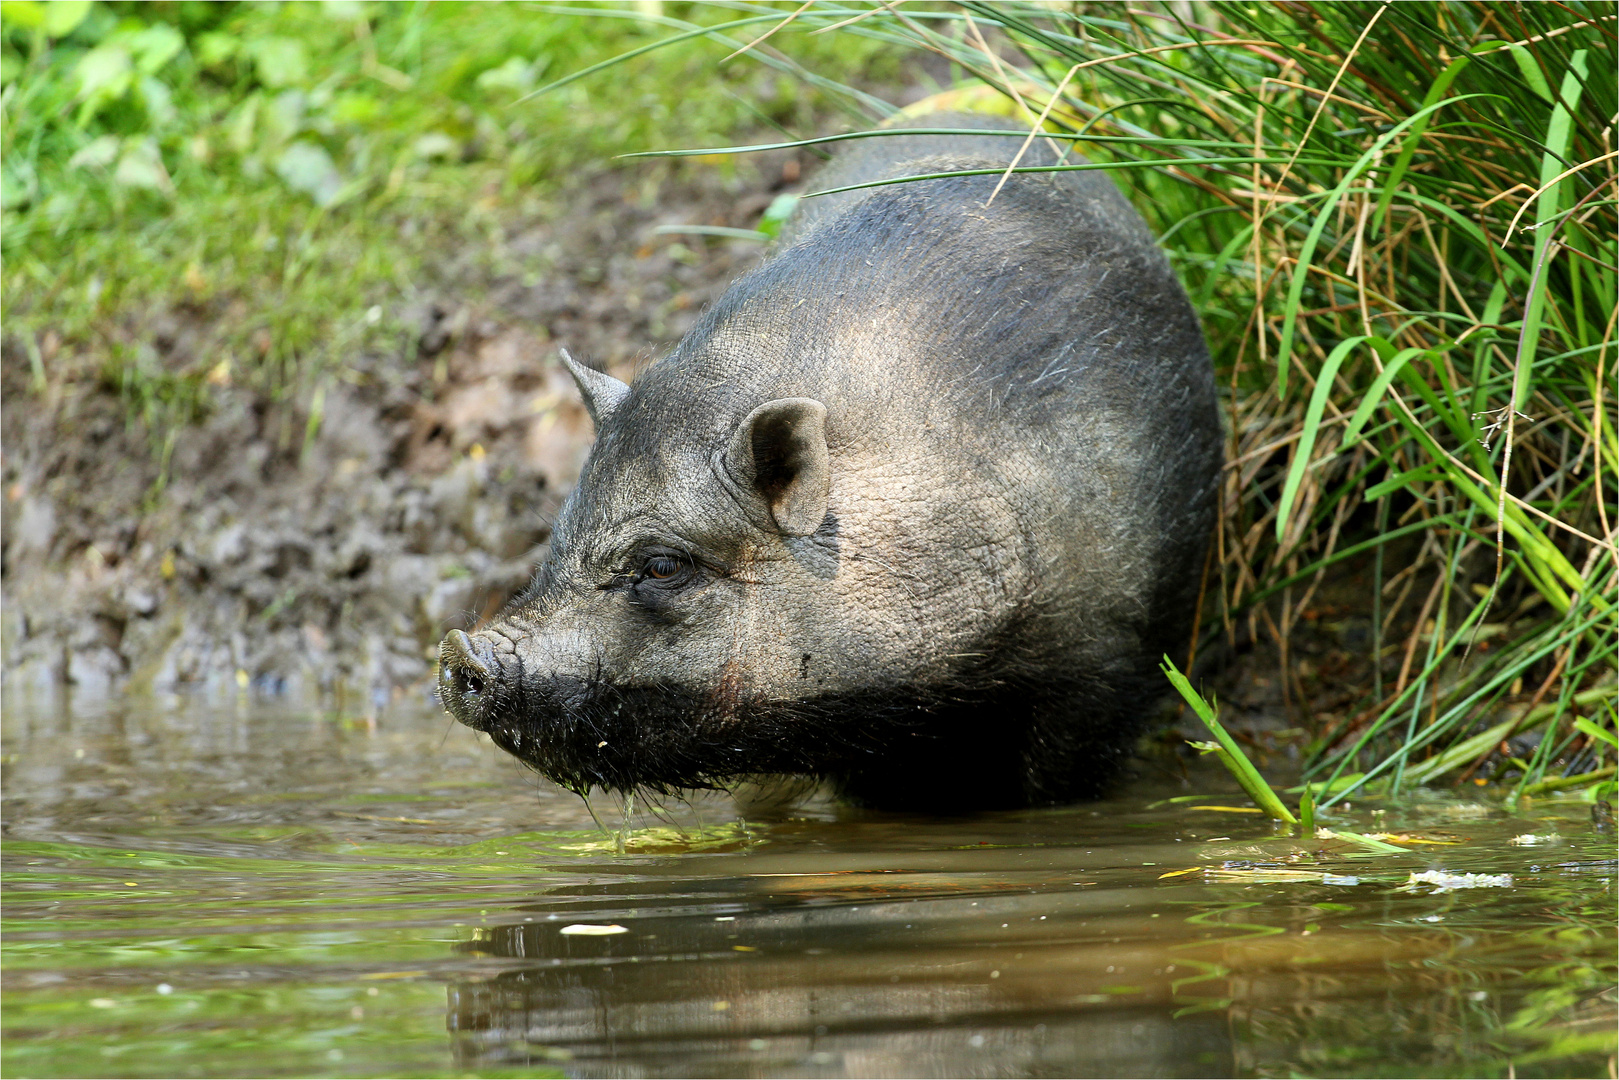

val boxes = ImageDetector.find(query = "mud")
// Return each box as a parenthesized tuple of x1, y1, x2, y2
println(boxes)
(2, 157, 798, 706)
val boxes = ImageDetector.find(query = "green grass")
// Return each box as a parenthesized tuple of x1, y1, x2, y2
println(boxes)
(1, 0, 897, 436)
(586, 1, 1616, 802)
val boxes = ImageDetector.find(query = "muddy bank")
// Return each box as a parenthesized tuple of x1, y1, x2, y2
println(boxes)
(2, 156, 802, 706)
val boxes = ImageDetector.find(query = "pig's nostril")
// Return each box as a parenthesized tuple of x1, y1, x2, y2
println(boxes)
(454, 668, 486, 698)
(441, 629, 495, 707)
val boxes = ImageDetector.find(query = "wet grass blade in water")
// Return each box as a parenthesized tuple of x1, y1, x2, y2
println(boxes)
(1162, 655, 1297, 824)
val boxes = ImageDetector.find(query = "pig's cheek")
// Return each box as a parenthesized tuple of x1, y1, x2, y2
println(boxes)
(606, 583, 741, 677)
(778, 523, 842, 582)
(668, 569, 814, 691)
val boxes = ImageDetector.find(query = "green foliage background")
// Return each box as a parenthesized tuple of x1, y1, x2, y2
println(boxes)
(1, 0, 892, 423)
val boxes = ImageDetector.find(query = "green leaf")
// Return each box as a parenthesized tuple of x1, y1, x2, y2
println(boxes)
(225, 93, 260, 154)
(1286, 774, 1366, 796)
(264, 88, 308, 145)
(1365, 464, 1445, 502)
(42, 0, 90, 37)
(412, 132, 460, 162)
(0, 0, 44, 30)
(322, 0, 366, 20)
(1373, 48, 1489, 229)
(1275, 335, 1367, 545)
(1511, 50, 1588, 410)
(67, 133, 120, 170)
(520, 12, 784, 104)
(138, 76, 176, 127)
(1520, 766, 1616, 797)
(194, 31, 239, 68)
(1507, 44, 1553, 101)
(1574, 717, 1618, 751)
(113, 137, 171, 194)
(245, 36, 309, 89)
(128, 22, 183, 75)
(476, 56, 536, 94)
(1, 159, 36, 210)
(757, 193, 798, 238)
(1271, 96, 1481, 397)
(275, 141, 342, 207)
(1323, 830, 1407, 854)
(1340, 346, 1426, 448)
(73, 41, 133, 119)
(1399, 686, 1617, 788)
(328, 92, 381, 125)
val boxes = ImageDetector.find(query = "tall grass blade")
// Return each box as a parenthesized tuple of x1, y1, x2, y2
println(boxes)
(1162, 656, 1297, 824)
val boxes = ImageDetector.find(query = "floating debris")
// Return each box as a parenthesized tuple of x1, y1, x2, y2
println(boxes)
(1205, 867, 1332, 883)
(560, 923, 630, 936)
(1509, 833, 1559, 846)
(1399, 871, 1513, 894)
(1315, 829, 1408, 853)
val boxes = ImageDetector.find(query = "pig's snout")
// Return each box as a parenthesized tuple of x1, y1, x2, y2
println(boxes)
(438, 629, 503, 730)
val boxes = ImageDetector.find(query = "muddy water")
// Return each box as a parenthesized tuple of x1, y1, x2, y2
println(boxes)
(2, 693, 1614, 1079)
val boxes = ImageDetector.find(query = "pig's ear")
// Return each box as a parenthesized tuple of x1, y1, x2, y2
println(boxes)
(726, 398, 830, 537)
(559, 348, 631, 427)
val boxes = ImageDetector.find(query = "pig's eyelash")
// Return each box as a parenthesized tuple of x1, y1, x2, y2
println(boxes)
(603, 545, 698, 588)
(639, 553, 686, 581)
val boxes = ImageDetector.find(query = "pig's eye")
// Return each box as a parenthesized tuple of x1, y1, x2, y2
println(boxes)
(643, 555, 682, 580)
(621, 549, 701, 612)
(616, 549, 700, 602)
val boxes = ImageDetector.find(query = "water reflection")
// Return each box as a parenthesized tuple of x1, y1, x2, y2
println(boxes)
(439, 811, 1614, 1077)
(2, 692, 1614, 1078)
(447, 887, 1236, 1078)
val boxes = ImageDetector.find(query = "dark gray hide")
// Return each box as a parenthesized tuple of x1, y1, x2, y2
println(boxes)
(438, 114, 1221, 810)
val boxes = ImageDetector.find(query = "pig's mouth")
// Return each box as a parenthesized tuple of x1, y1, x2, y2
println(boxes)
(436, 627, 922, 794)
(438, 629, 1142, 809)
(441, 654, 1103, 810)
(471, 676, 929, 798)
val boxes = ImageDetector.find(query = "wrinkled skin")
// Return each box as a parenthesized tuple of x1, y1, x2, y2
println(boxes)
(439, 115, 1221, 811)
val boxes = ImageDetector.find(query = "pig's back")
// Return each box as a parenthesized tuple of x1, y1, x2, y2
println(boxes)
(754, 111, 1219, 698)
(781, 112, 1152, 252)
(755, 113, 1209, 450)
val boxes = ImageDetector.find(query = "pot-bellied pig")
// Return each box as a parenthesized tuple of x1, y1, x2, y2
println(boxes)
(438, 114, 1221, 810)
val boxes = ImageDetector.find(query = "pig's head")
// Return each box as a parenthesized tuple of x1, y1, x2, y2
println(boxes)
(435, 331, 968, 798)
(430, 169, 1173, 807)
